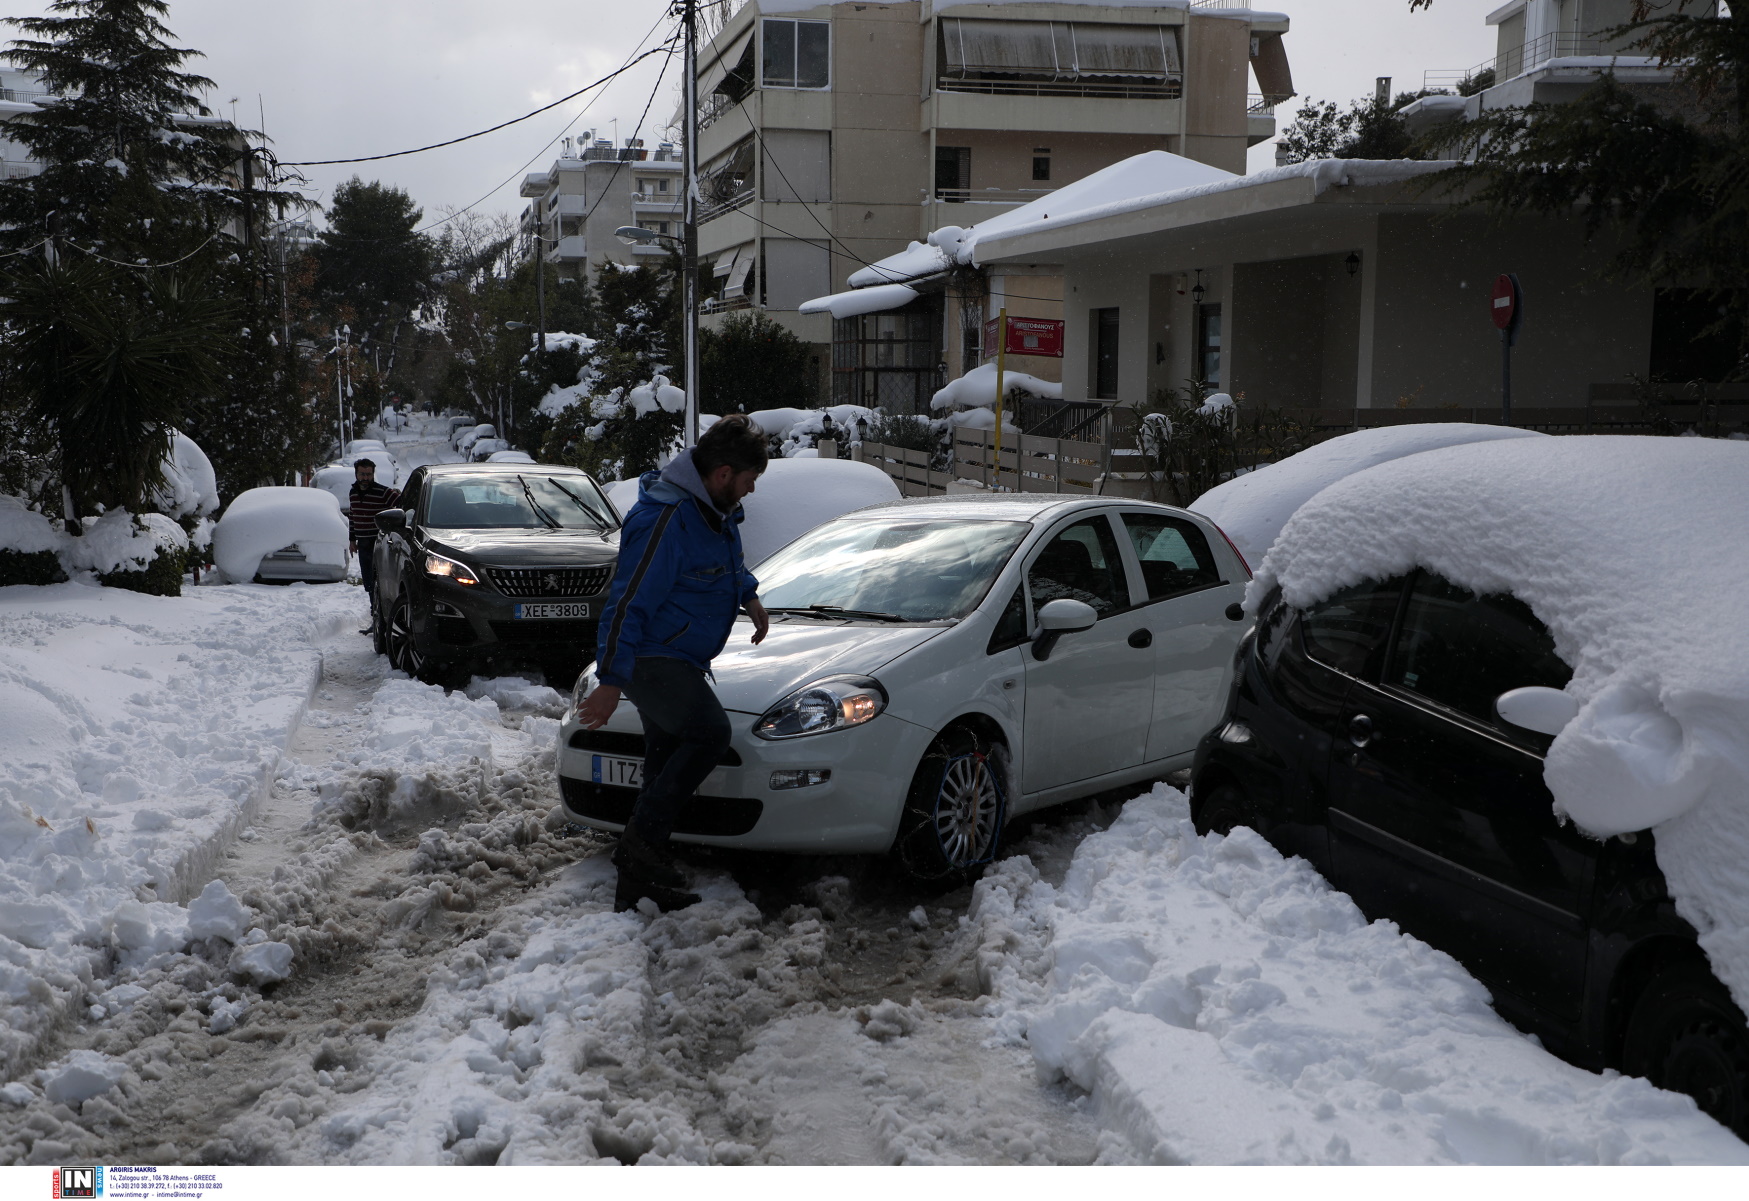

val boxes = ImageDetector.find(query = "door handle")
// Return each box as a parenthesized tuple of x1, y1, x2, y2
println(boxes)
(1128, 628, 1152, 649)
(1348, 713, 1375, 748)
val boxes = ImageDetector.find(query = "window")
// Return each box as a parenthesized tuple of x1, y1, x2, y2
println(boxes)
(1032, 156, 1051, 181)
(934, 146, 970, 198)
(1300, 577, 1403, 679)
(1386, 572, 1573, 728)
(1093, 308, 1120, 399)
(987, 585, 1029, 654)
(763, 19, 830, 89)
(1197, 304, 1222, 387)
(1121, 513, 1220, 600)
(1029, 517, 1127, 617)
(831, 299, 945, 412)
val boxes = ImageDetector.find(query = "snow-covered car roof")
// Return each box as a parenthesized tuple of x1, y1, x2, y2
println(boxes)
(1192, 423, 1547, 568)
(211, 486, 348, 584)
(1252, 435, 1749, 1016)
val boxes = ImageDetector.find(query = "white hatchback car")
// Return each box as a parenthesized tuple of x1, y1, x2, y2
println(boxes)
(556, 494, 1252, 878)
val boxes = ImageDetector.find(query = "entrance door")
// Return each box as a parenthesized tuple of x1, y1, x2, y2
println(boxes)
(1021, 514, 1154, 793)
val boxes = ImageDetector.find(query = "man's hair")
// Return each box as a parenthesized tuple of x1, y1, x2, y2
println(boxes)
(355, 459, 375, 470)
(693, 413, 768, 475)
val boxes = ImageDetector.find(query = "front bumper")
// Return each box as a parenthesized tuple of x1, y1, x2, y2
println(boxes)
(414, 574, 602, 665)
(555, 706, 933, 855)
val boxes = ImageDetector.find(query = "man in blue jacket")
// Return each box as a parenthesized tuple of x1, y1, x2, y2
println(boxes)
(579, 414, 770, 910)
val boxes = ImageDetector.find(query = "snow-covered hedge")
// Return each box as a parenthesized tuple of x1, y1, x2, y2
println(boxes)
(0, 497, 66, 587)
(65, 511, 189, 597)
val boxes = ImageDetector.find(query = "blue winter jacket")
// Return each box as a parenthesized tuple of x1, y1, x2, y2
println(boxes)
(595, 450, 759, 688)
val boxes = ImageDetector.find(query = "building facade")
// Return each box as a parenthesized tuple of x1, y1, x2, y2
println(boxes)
(693, 0, 1293, 409)
(519, 135, 684, 286)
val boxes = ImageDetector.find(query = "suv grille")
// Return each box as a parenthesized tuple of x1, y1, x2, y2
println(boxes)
(485, 564, 613, 598)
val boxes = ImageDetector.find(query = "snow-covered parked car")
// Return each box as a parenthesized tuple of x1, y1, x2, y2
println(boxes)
(484, 450, 536, 464)
(469, 438, 512, 462)
(1190, 434, 1749, 1137)
(558, 494, 1252, 879)
(211, 486, 350, 584)
(452, 423, 496, 455)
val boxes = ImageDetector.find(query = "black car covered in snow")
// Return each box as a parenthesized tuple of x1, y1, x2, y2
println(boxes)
(370, 463, 620, 685)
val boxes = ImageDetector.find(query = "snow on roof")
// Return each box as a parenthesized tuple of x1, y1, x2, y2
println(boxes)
(972, 157, 1457, 262)
(1191, 423, 1547, 567)
(798, 283, 919, 318)
(846, 150, 1235, 288)
(1250, 435, 1749, 1016)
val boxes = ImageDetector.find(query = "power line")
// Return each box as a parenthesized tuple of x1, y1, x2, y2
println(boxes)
(65, 231, 222, 269)
(281, 44, 676, 167)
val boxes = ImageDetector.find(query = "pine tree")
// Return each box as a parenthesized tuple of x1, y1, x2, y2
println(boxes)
(698, 310, 815, 415)
(312, 178, 436, 334)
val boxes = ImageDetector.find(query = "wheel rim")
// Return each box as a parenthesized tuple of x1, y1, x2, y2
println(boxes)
(388, 598, 423, 677)
(931, 753, 1001, 868)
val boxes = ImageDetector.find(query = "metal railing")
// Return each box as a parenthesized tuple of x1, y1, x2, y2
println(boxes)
(0, 88, 53, 103)
(697, 188, 753, 224)
(929, 187, 1052, 205)
(937, 75, 1183, 101)
(1248, 92, 1293, 115)
(1424, 32, 1634, 92)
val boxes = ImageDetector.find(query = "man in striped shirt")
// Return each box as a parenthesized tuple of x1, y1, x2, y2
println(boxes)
(347, 459, 401, 634)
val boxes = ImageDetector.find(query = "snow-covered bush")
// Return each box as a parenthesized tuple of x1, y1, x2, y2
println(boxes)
(64, 511, 188, 597)
(0, 495, 67, 586)
(1135, 383, 1312, 508)
(544, 373, 685, 481)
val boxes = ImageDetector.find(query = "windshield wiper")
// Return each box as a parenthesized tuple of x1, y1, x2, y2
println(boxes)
(547, 477, 617, 528)
(766, 604, 909, 623)
(516, 475, 560, 529)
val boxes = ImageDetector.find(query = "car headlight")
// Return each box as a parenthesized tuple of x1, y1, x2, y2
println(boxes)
(424, 552, 479, 585)
(570, 666, 598, 720)
(754, 675, 887, 740)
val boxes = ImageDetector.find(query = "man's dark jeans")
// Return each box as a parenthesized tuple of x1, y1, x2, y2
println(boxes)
(624, 655, 731, 846)
(356, 537, 378, 614)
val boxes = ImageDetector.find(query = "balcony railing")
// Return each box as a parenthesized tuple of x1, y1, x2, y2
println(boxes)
(929, 187, 1052, 206)
(698, 188, 753, 224)
(702, 294, 754, 314)
(1424, 32, 1636, 92)
(1247, 92, 1293, 115)
(0, 88, 53, 103)
(936, 76, 1183, 101)
(632, 191, 681, 209)
(1, 159, 42, 179)
(544, 235, 586, 262)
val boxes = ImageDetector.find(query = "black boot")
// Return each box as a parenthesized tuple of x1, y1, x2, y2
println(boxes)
(614, 870, 701, 914)
(612, 826, 688, 891)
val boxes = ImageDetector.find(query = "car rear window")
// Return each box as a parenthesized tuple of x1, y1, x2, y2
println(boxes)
(1121, 513, 1221, 601)
(1299, 577, 1403, 679)
(1386, 572, 1573, 728)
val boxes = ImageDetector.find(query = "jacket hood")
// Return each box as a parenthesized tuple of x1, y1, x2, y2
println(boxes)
(705, 619, 945, 714)
(639, 450, 733, 518)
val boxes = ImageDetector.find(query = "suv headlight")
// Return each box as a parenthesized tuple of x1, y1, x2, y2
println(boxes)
(424, 552, 479, 585)
(754, 676, 887, 740)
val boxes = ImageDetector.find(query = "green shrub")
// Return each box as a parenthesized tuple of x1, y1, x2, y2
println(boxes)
(0, 548, 66, 587)
(98, 543, 183, 597)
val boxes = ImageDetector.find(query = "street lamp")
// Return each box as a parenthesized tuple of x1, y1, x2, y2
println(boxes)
(616, 225, 699, 449)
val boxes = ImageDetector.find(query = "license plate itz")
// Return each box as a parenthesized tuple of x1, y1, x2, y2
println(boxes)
(592, 754, 642, 788)
(515, 602, 591, 619)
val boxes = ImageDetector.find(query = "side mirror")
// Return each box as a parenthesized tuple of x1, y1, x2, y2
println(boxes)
(1032, 598, 1098, 661)
(375, 508, 407, 535)
(1495, 686, 1580, 737)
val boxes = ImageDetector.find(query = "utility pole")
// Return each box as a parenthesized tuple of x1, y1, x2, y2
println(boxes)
(681, 0, 701, 448)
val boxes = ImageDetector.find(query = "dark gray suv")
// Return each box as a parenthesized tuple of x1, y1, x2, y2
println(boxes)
(370, 463, 620, 685)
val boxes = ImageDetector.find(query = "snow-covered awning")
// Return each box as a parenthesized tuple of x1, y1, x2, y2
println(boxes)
(798, 283, 919, 319)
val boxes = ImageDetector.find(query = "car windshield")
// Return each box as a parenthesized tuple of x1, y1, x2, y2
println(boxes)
(424, 474, 616, 530)
(756, 517, 1029, 622)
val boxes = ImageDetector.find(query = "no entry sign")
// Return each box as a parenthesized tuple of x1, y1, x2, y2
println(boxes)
(1491, 273, 1522, 333)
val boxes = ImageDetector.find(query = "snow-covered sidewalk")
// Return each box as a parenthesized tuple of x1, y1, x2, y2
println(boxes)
(970, 786, 1749, 1164)
(0, 579, 365, 1075)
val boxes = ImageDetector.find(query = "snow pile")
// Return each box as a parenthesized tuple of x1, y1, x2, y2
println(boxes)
(0, 495, 63, 554)
(746, 404, 879, 457)
(599, 457, 899, 566)
(211, 486, 349, 585)
(0, 577, 358, 1073)
(151, 430, 220, 520)
(1191, 423, 1546, 567)
(932, 362, 1062, 412)
(973, 785, 1749, 1163)
(1250, 436, 1749, 1015)
(62, 510, 186, 576)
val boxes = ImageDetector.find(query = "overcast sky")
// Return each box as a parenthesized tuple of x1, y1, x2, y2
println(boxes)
(22, 0, 1502, 229)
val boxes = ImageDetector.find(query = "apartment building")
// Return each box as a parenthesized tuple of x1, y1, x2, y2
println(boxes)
(519, 135, 683, 286)
(0, 69, 54, 181)
(693, 0, 1292, 409)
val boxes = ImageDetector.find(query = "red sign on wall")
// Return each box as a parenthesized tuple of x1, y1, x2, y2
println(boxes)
(982, 315, 1066, 359)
